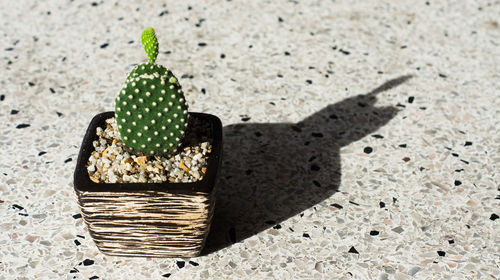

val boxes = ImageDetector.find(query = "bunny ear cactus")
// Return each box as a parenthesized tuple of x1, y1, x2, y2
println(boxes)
(115, 27, 188, 155)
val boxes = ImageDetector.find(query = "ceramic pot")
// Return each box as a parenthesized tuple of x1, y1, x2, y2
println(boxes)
(73, 111, 222, 257)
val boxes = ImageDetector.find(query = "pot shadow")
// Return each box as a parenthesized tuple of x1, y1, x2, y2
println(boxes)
(203, 75, 412, 254)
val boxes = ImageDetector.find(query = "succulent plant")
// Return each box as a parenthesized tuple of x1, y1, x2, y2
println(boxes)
(114, 27, 188, 155)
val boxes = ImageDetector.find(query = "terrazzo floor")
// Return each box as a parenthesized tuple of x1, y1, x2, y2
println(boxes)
(1, 0, 499, 279)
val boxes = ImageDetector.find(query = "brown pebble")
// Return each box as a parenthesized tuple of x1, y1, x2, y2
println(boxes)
(402, 157, 410, 162)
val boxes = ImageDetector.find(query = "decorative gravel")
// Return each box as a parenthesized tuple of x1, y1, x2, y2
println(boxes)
(87, 116, 212, 183)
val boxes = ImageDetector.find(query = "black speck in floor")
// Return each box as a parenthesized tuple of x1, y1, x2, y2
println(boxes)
(189, 261, 199, 266)
(437, 251, 446, 257)
(248, 45, 253, 48)
(49, 88, 55, 93)
(158, 10, 168, 16)
(419, 107, 427, 110)
(348, 246, 359, 254)
(460, 159, 470, 165)
(371, 134, 384, 139)
(284, 51, 291, 56)
(177, 261, 185, 269)
(162, 273, 171, 278)
(439, 73, 447, 78)
(83, 259, 94, 266)
(396, 103, 406, 108)
(303, 233, 311, 238)
(392, 197, 398, 203)
(363, 147, 373, 154)
(349, 200, 360, 206)
(241, 117, 251, 122)
(198, 42, 207, 47)
(379, 201, 385, 208)
(408, 96, 414, 103)
(426, 1, 430, 5)
(312, 180, 321, 187)
(100, 43, 109, 49)
(448, 239, 455, 244)
(358, 102, 367, 107)
(201, 88, 206, 94)
(278, 17, 284, 22)
(490, 213, 499, 221)
(464, 141, 472, 146)
(28, 82, 35, 86)
(332, 45, 337, 50)
(454, 180, 462, 186)
(377, 71, 384, 75)
(128, 40, 134, 44)
(1, 94, 5, 101)
(400, 45, 407, 49)
(369, 230, 379, 236)
(399, 144, 407, 148)
(339, 49, 350, 55)
(305, 79, 312, 84)
(56, 112, 63, 117)
(330, 203, 343, 209)
(311, 132, 323, 137)
(12, 204, 24, 210)
(10, 109, 19, 115)
(73, 213, 82, 219)
(220, 53, 225, 59)
(16, 124, 30, 129)
(74, 239, 81, 246)
(89, 276, 99, 280)
(228, 227, 236, 243)
(273, 224, 282, 229)
(62, 56, 66, 62)
(64, 158, 73, 163)
(91, 2, 98, 6)
(455, 169, 464, 172)
(310, 164, 320, 171)
(76, 235, 85, 239)
(38, 151, 47, 156)
(69, 268, 79, 273)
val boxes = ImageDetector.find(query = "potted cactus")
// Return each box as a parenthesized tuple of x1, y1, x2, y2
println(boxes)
(73, 28, 222, 258)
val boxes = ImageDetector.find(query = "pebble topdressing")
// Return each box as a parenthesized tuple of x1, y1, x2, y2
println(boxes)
(87, 117, 212, 184)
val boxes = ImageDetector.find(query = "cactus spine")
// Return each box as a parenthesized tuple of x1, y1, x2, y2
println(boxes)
(114, 27, 188, 155)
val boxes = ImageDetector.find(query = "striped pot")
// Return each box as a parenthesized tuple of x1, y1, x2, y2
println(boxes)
(73, 111, 222, 257)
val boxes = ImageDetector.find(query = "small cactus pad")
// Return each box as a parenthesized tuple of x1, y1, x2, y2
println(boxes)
(114, 28, 188, 155)
(141, 27, 159, 64)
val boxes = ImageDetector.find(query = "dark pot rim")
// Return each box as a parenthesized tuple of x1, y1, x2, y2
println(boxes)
(74, 111, 222, 194)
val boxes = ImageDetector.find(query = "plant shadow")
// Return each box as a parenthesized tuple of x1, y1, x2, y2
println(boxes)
(202, 75, 412, 254)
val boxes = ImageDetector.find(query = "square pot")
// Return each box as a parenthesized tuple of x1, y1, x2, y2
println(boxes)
(73, 111, 222, 257)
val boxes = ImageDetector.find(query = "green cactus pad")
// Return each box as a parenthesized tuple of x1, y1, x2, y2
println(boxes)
(141, 27, 159, 64)
(114, 28, 188, 155)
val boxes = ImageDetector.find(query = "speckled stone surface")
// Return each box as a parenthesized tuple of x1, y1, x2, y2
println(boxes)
(1, 0, 499, 279)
